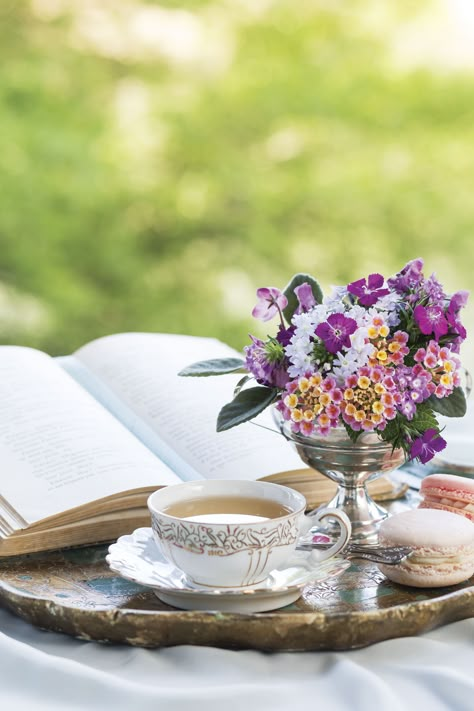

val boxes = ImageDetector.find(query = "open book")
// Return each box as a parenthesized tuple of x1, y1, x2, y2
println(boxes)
(0, 333, 397, 557)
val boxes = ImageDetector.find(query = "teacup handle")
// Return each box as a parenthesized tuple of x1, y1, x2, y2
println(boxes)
(299, 508, 352, 562)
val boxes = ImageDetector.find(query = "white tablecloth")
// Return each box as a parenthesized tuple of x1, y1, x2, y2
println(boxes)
(1, 606, 473, 711)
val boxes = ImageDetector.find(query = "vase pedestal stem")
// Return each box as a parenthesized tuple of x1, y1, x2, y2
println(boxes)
(323, 483, 388, 546)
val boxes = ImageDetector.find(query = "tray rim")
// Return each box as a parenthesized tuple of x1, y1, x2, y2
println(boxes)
(1, 569, 473, 651)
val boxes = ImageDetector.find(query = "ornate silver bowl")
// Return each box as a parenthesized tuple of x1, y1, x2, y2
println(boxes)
(275, 413, 406, 546)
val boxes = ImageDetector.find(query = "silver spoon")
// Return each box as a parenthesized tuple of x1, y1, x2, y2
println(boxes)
(295, 542, 413, 565)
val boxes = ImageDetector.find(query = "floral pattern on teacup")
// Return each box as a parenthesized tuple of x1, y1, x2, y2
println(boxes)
(152, 516, 299, 557)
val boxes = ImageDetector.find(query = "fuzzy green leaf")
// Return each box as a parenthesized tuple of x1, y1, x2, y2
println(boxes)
(427, 387, 467, 418)
(282, 273, 323, 323)
(216, 387, 279, 432)
(406, 405, 440, 435)
(178, 357, 246, 377)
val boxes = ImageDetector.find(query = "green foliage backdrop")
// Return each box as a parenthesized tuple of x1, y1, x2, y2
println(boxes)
(0, 1, 472, 363)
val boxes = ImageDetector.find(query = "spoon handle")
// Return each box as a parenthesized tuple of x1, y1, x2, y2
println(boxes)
(295, 543, 412, 565)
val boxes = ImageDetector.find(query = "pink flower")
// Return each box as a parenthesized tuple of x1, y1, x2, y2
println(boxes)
(370, 367, 383, 383)
(424, 353, 438, 369)
(252, 287, 288, 322)
(326, 404, 341, 419)
(393, 331, 409, 344)
(345, 374, 358, 388)
(321, 376, 337, 392)
(294, 283, 316, 313)
(300, 421, 315, 436)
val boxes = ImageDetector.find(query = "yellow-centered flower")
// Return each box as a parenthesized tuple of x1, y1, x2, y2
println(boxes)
(319, 392, 332, 407)
(298, 377, 310, 393)
(440, 373, 453, 387)
(284, 394, 298, 409)
(357, 376, 370, 390)
(372, 400, 384, 415)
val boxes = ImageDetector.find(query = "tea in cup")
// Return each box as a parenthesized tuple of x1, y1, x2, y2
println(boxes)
(148, 480, 351, 588)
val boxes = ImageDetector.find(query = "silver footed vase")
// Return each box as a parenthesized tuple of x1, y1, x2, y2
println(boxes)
(275, 414, 406, 546)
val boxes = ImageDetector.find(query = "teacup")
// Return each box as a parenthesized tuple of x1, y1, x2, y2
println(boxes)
(148, 480, 351, 588)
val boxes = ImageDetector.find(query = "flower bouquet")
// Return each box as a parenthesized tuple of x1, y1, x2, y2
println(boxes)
(181, 259, 468, 465)
(180, 259, 469, 543)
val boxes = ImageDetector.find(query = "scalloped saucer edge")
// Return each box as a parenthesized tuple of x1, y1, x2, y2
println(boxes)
(106, 528, 350, 613)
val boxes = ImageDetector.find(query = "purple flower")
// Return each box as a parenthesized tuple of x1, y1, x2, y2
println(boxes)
(244, 336, 289, 388)
(410, 429, 447, 464)
(315, 313, 357, 354)
(388, 258, 424, 294)
(294, 283, 316, 313)
(276, 325, 295, 347)
(252, 287, 288, 322)
(447, 290, 469, 340)
(414, 304, 448, 341)
(450, 290, 469, 312)
(424, 273, 446, 303)
(400, 398, 416, 420)
(347, 273, 389, 307)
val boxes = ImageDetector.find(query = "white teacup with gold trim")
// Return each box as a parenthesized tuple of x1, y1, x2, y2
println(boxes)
(148, 480, 351, 588)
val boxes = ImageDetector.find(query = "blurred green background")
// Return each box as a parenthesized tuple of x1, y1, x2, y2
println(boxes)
(0, 0, 473, 368)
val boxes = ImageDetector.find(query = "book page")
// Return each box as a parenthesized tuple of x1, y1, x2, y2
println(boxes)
(57, 355, 200, 481)
(0, 347, 180, 528)
(75, 333, 305, 482)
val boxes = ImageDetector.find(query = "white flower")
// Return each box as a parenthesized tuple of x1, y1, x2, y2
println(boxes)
(287, 351, 313, 378)
(332, 351, 359, 382)
(292, 312, 315, 335)
(350, 327, 370, 352)
(323, 285, 348, 310)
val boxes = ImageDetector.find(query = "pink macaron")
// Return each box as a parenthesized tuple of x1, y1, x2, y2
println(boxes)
(419, 473, 474, 522)
(378, 509, 474, 588)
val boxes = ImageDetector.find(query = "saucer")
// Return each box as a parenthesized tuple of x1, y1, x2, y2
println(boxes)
(106, 528, 350, 613)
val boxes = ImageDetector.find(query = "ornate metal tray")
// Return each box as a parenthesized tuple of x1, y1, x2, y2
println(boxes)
(0, 543, 472, 651)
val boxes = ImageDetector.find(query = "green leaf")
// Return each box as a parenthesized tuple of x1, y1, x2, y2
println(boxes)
(233, 375, 252, 397)
(178, 357, 246, 377)
(427, 387, 467, 418)
(405, 405, 439, 436)
(216, 387, 279, 432)
(342, 419, 362, 443)
(282, 273, 323, 324)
